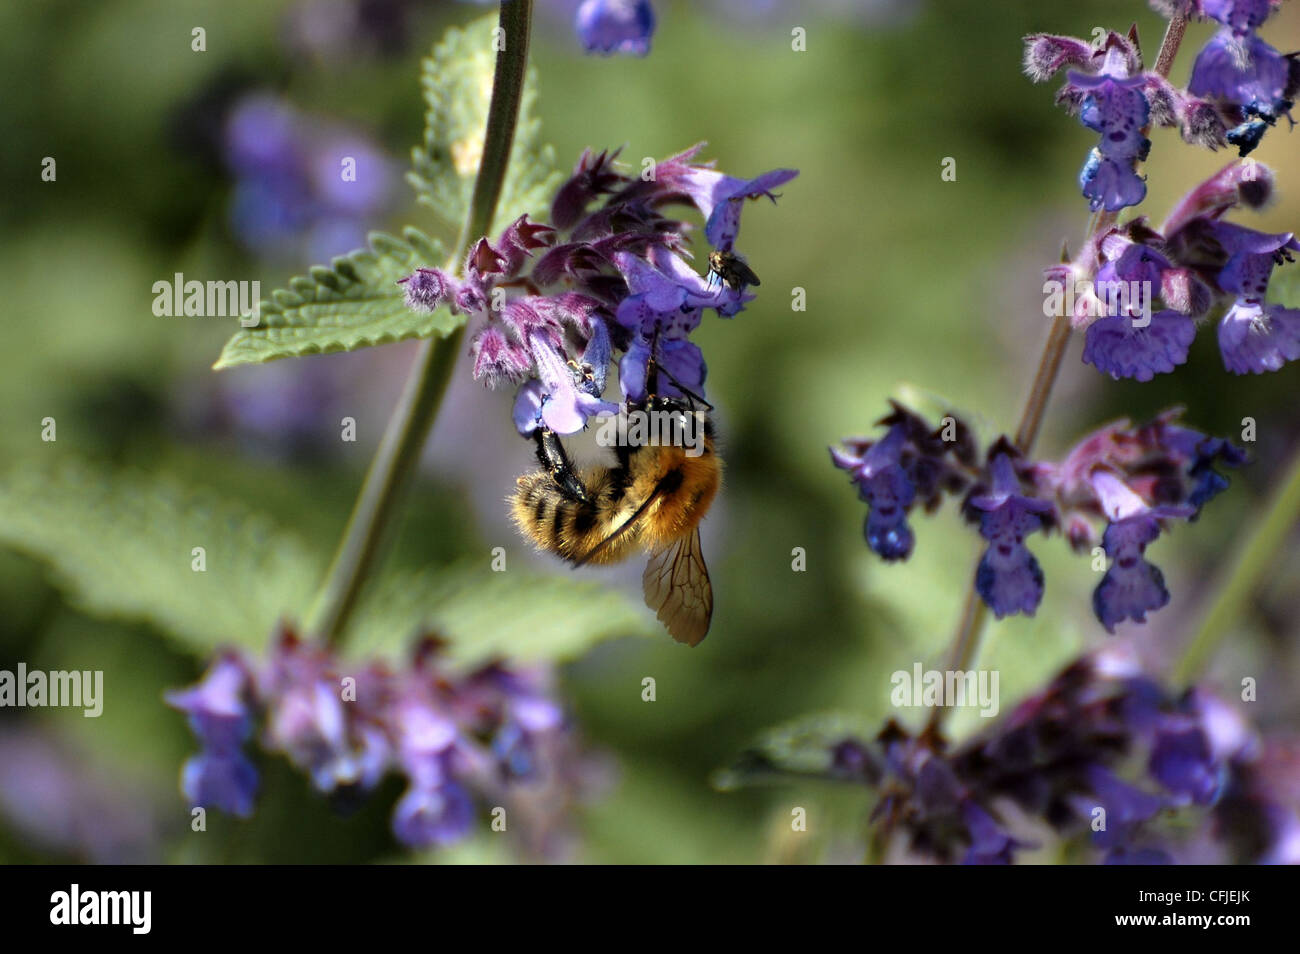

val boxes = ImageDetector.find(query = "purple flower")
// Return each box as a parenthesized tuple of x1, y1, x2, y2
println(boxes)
(1068, 46, 1152, 212)
(1088, 471, 1191, 633)
(970, 453, 1053, 618)
(1079, 151, 1148, 213)
(1209, 224, 1300, 373)
(1150, 724, 1221, 805)
(575, 0, 655, 57)
(676, 166, 799, 252)
(1083, 312, 1197, 380)
(1198, 0, 1276, 33)
(832, 425, 917, 561)
(165, 657, 260, 817)
(392, 780, 476, 848)
(960, 802, 1021, 865)
(259, 639, 389, 795)
(179, 753, 259, 819)
(1218, 299, 1300, 373)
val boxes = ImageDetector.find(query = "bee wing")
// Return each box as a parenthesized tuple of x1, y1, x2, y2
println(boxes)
(643, 527, 712, 647)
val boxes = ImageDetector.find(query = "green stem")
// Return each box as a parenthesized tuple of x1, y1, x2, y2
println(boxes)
(309, 0, 534, 644)
(923, 8, 1190, 736)
(1172, 441, 1300, 685)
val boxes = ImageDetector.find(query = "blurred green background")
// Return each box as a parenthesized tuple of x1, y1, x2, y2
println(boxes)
(2, 0, 1299, 864)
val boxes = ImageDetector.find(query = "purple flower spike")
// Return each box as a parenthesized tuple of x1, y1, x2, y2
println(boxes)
(1067, 45, 1152, 213)
(1082, 311, 1197, 381)
(970, 454, 1054, 618)
(575, 0, 656, 57)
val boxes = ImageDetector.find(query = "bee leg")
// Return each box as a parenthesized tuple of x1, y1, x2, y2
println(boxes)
(534, 428, 589, 502)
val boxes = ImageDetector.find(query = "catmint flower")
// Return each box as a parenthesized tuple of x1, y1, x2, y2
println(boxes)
(407, 145, 796, 436)
(833, 404, 975, 562)
(1072, 45, 1153, 211)
(165, 657, 260, 818)
(1080, 227, 1206, 380)
(1088, 470, 1192, 633)
(968, 450, 1054, 619)
(168, 627, 588, 853)
(1210, 224, 1300, 373)
(1189, 29, 1297, 155)
(833, 425, 918, 561)
(259, 635, 389, 795)
(1024, 33, 1153, 212)
(575, 0, 656, 57)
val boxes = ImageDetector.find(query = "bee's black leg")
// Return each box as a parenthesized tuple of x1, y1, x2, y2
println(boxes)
(534, 428, 589, 502)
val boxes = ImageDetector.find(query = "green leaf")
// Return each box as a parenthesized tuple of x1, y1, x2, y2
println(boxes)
(0, 461, 323, 655)
(407, 13, 559, 232)
(712, 712, 880, 791)
(213, 226, 456, 370)
(1275, 265, 1300, 309)
(343, 562, 656, 670)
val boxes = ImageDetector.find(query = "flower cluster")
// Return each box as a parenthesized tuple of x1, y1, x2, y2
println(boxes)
(401, 144, 796, 435)
(800, 650, 1286, 864)
(833, 405, 1244, 631)
(1176, 0, 1300, 155)
(829, 402, 976, 561)
(1050, 161, 1300, 379)
(166, 626, 588, 854)
(1026, 2, 1298, 213)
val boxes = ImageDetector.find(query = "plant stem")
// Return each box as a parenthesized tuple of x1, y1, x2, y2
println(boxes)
(924, 8, 1189, 735)
(309, 0, 534, 644)
(1172, 441, 1300, 685)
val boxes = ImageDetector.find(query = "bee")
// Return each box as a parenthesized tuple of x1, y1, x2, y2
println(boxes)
(707, 248, 761, 290)
(510, 392, 720, 647)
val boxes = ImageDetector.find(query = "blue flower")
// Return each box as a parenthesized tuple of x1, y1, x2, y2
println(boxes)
(1150, 723, 1222, 805)
(1189, 28, 1297, 155)
(970, 454, 1054, 618)
(575, 0, 656, 57)
(1198, 0, 1276, 34)
(960, 801, 1021, 865)
(1083, 311, 1197, 380)
(832, 425, 917, 561)
(1069, 46, 1152, 212)
(1088, 471, 1193, 633)
(165, 657, 260, 817)
(392, 780, 476, 848)
(1079, 150, 1148, 213)
(179, 752, 259, 819)
(1210, 224, 1300, 373)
